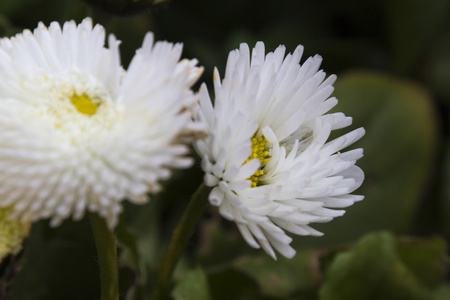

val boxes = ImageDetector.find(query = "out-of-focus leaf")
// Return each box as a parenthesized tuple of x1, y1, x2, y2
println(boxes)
(396, 236, 448, 288)
(232, 250, 320, 298)
(172, 266, 211, 300)
(319, 231, 446, 300)
(380, 0, 450, 74)
(433, 285, 450, 300)
(9, 219, 100, 300)
(295, 71, 438, 249)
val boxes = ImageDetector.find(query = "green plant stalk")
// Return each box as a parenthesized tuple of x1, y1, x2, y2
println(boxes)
(151, 183, 210, 299)
(89, 212, 119, 300)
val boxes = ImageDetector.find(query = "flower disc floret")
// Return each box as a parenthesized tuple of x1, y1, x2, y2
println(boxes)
(70, 93, 99, 116)
(244, 136, 269, 187)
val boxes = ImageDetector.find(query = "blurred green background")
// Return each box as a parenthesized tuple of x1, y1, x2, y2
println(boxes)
(0, 0, 450, 299)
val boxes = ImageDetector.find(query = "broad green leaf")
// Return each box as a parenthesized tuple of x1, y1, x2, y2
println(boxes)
(295, 71, 438, 249)
(396, 236, 448, 288)
(433, 285, 450, 300)
(319, 231, 439, 300)
(172, 266, 211, 300)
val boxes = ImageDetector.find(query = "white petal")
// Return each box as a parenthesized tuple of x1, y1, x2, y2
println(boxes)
(209, 186, 225, 206)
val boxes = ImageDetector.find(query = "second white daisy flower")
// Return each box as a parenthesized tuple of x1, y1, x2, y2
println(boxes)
(194, 42, 365, 259)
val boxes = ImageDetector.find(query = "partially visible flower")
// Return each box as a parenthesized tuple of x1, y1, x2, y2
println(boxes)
(0, 206, 30, 261)
(194, 42, 365, 259)
(0, 18, 204, 228)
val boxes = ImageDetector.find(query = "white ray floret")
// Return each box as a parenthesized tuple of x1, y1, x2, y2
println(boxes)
(0, 18, 204, 228)
(194, 42, 364, 259)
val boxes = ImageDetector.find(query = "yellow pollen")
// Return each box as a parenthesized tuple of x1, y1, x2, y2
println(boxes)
(243, 136, 269, 187)
(70, 94, 98, 116)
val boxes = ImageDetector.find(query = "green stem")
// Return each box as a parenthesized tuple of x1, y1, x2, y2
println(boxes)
(89, 212, 119, 300)
(151, 183, 210, 299)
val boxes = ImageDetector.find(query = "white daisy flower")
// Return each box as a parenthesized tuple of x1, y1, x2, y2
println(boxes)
(194, 42, 365, 259)
(0, 18, 204, 228)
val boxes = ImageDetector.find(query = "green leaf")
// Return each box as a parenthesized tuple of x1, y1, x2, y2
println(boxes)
(396, 236, 448, 288)
(172, 266, 211, 300)
(432, 285, 450, 300)
(9, 219, 101, 300)
(319, 231, 442, 300)
(232, 250, 320, 298)
(296, 71, 438, 249)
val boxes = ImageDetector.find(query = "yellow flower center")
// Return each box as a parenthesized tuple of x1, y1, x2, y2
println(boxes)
(244, 136, 269, 187)
(70, 93, 98, 116)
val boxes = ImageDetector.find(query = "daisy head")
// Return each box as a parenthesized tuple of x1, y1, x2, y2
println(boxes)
(194, 42, 365, 259)
(0, 18, 204, 228)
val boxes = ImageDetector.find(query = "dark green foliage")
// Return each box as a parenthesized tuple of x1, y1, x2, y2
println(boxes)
(319, 232, 448, 300)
